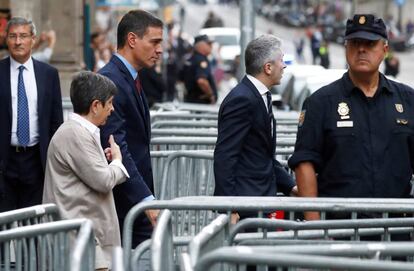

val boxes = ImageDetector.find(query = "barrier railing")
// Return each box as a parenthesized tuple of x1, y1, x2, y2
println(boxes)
(122, 196, 414, 271)
(0, 204, 60, 231)
(191, 247, 414, 271)
(159, 150, 214, 200)
(228, 217, 414, 244)
(0, 218, 94, 271)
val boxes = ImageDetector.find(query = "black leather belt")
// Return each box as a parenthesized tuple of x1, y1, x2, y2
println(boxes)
(10, 144, 39, 153)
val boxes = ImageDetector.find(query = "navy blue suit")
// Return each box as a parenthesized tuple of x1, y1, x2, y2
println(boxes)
(0, 57, 63, 211)
(214, 76, 295, 201)
(99, 55, 153, 246)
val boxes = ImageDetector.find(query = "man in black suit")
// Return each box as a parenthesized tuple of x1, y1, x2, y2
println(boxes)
(99, 10, 163, 246)
(0, 17, 63, 212)
(214, 34, 297, 222)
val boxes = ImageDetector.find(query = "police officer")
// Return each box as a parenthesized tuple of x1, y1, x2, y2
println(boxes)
(183, 34, 217, 104)
(288, 14, 414, 221)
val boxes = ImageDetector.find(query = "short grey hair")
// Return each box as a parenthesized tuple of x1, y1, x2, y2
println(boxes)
(70, 71, 118, 115)
(6, 17, 37, 36)
(245, 34, 283, 76)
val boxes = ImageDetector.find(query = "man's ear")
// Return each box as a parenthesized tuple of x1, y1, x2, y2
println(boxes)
(127, 32, 137, 48)
(90, 100, 100, 115)
(263, 62, 272, 76)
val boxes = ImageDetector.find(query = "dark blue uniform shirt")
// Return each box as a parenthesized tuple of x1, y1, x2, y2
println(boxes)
(183, 51, 217, 103)
(289, 72, 414, 198)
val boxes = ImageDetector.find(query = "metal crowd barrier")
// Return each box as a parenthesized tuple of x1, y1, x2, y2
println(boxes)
(185, 214, 229, 269)
(0, 204, 60, 231)
(151, 120, 218, 129)
(229, 217, 414, 245)
(112, 247, 125, 271)
(122, 196, 414, 271)
(159, 150, 214, 200)
(150, 137, 295, 155)
(151, 128, 296, 140)
(150, 137, 216, 151)
(191, 247, 414, 271)
(151, 128, 218, 138)
(151, 102, 220, 114)
(62, 97, 73, 121)
(150, 112, 218, 123)
(0, 218, 94, 271)
(150, 210, 175, 271)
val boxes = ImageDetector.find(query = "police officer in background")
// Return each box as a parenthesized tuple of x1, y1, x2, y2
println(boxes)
(289, 14, 414, 221)
(183, 34, 217, 104)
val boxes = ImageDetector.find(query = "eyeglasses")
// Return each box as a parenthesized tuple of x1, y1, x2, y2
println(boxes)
(7, 33, 32, 41)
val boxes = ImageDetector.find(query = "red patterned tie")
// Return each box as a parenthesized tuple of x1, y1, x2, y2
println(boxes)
(135, 77, 142, 94)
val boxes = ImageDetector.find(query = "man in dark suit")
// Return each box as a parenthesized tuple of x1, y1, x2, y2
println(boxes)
(214, 34, 297, 223)
(99, 10, 163, 246)
(0, 17, 63, 212)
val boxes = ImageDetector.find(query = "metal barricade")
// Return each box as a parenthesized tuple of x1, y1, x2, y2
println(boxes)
(159, 150, 214, 200)
(62, 97, 73, 121)
(186, 214, 229, 268)
(151, 150, 178, 198)
(191, 247, 414, 271)
(0, 218, 94, 271)
(151, 137, 217, 151)
(151, 112, 218, 123)
(151, 120, 218, 129)
(151, 102, 220, 114)
(0, 204, 60, 231)
(229, 217, 414, 245)
(150, 137, 295, 154)
(150, 210, 175, 271)
(112, 247, 125, 271)
(121, 196, 414, 271)
(151, 129, 218, 138)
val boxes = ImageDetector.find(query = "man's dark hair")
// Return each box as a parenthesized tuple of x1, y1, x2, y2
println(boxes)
(117, 9, 163, 49)
(70, 71, 118, 115)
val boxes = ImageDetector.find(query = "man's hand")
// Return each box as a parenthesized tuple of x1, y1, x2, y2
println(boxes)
(145, 209, 160, 227)
(104, 135, 122, 161)
(230, 212, 240, 225)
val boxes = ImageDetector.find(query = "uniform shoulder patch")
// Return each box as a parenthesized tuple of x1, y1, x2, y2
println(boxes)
(200, 61, 208, 69)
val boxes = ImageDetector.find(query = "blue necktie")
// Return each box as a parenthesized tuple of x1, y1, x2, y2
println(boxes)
(17, 65, 30, 146)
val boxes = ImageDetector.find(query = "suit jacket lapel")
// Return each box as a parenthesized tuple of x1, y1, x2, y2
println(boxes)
(111, 56, 150, 138)
(241, 76, 273, 147)
(33, 58, 45, 116)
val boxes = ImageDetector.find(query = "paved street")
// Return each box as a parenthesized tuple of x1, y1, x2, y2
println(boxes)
(182, 1, 414, 87)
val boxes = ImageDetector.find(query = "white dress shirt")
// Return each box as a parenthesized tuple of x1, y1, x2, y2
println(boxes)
(246, 74, 271, 111)
(10, 57, 39, 146)
(246, 74, 274, 136)
(70, 113, 129, 178)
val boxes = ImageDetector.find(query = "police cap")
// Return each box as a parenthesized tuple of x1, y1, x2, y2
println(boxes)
(194, 34, 213, 45)
(345, 14, 388, 41)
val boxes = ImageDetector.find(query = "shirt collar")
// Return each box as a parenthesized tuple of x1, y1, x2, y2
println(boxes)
(342, 71, 393, 97)
(246, 74, 269, 95)
(70, 113, 100, 137)
(114, 53, 138, 80)
(10, 56, 34, 72)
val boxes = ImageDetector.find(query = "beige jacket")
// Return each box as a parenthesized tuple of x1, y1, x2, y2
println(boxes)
(43, 119, 127, 267)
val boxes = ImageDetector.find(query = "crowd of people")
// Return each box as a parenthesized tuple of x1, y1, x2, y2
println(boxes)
(1, 8, 414, 270)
